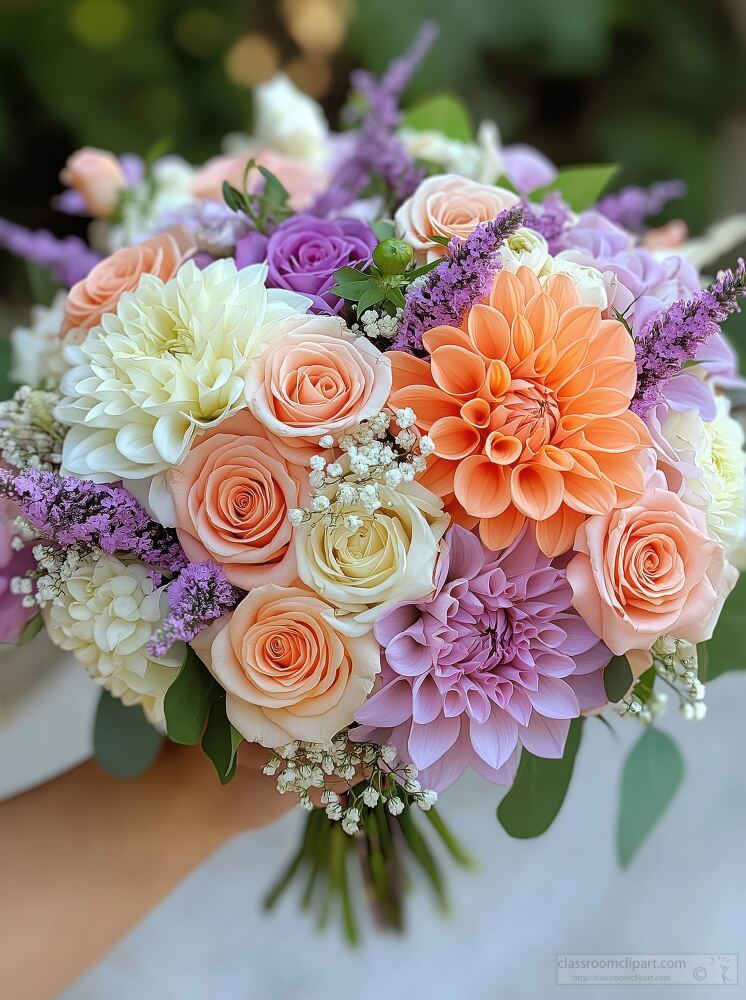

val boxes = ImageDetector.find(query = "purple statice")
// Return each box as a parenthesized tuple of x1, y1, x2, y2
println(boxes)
(0, 467, 187, 574)
(632, 258, 746, 417)
(522, 192, 572, 254)
(597, 179, 686, 233)
(392, 204, 524, 355)
(353, 525, 610, 791)
(311, 22, 438, 217)
(148, 561, 241, 657)
(0, 218, 100, 287)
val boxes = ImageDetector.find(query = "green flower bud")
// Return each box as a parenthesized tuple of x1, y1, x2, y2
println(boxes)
(372, 238, 413, 275)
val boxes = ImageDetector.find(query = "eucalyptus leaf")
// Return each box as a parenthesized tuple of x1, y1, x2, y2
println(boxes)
(533, 164, 620, 212)
(201, 690, 242, 784)
(604, 655, 634, 703)
(699, 572, 746, 681)
(93, 689, 164, 779)
(497, 718, 583, 838)
(163, 647, 215, 745)
(404, 93, 473, 143)
(616, 726, 683, 867)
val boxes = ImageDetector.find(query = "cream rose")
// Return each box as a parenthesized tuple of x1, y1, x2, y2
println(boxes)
(245, 315, 392, 463)
(202, 584, 380, 747)
(394, 173, 519, 262)
(567, 475, 737, 656)
(294, 480, 449, 636)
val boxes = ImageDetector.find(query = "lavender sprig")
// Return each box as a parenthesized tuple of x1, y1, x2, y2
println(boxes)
(311, 22, 438, 217)
(392, 205, 525, 355)
(632, 258, 746, 417)
(0, 218, 100, 287)
(597, 179, 686, 233)
(0, 467, 187, 573)
(147, 562, 242, 657)
(522, 192, 572, 254)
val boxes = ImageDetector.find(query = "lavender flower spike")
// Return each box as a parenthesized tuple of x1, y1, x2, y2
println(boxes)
(148, 562, 241, 657)
(597, 179, 686, 233)
(0, 467, 187, 573)
(632, 257, 746, 417)
(311, 22, 438, 217)
(393, 204, 525, 355)
(0, 218, 100, 287)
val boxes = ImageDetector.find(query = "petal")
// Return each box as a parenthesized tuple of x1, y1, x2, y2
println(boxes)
(469, 709, 518, 770)
(430, 345, 486, 397)
(526, 675, 580, 719)
(511, 463, 564, 519)
(454, 454, 512, 518)
(408, 714, 461, 769)
(518, 713, 570, 758)
(429, 416, 482, 461)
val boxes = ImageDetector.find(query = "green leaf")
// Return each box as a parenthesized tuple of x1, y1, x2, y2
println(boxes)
(371, 219, 395, 242)
(15, 614, 44, 646)
(696, 642, 710, 684)
(201, 689, 242, 784)
(329, 281, 371, 302)
(25, 261, 59, 307)
(604, 655, 634, 703)
(222, 180, 247, 214)
(497, 717, 583, 838)
(533, 164, 620, 212)
(355, 286, 386, 315)
(429, 233, 452, 248)
(333, 265, 370, 283)
(404, 93, 473, 143)
(407, 259, 442, 280)
(93, 689, 164, 779)
(616, 726, 683, 867)
(257, 164, 290, 207)
(398, 808, 448, 911)
(700, 572, 746, 681)
(495, 174, 519, 194)
(385, 286, 406, 309)
(0, 339, 15, 402)
(163, 647, 215, 745)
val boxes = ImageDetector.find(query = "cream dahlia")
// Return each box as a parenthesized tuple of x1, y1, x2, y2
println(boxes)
(57, 260, 310, 482)
(43, 552, 183, 723)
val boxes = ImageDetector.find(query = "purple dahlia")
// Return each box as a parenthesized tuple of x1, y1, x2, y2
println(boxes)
(353, 525, 610, 791)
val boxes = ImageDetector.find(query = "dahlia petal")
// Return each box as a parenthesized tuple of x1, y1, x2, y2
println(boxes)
(422, 325, 472, 354)
(412, 673, 446, 725)
(408, 714, 461, 770)
(469, 709, 518, 770)
(430, 415, 481, 460)
(354, 676, 413, 727)
(386, 627, 433, 676)
(454, 454, 511, 518)
(526, 675, 579, 719)
(479, 505, 526, 551)
(489, 270, 526, 325)
(460, 397, 492, 428)
(388, 384, 461, 430)
(518, 713, 570, 758)
(566, 670, 607, 712)
(511, 463, 564, 520)
(386, 350, 433, 395)
(509, 314, 535, 362)
(468, 744, 520, 786)
(467, 303, 511, 360)
(430, 345, 486, 397)
(374, 603, 422, 647)
(544, 272, 579, 314)
(534, 506, 586, 557)
(555, 305, 601, 352)
(524, 291, 559, 345)
(505, 686, 532, 726)
(445, 523, 486, 581)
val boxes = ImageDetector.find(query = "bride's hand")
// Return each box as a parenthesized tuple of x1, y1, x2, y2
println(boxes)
(0, 740, 296, 1000)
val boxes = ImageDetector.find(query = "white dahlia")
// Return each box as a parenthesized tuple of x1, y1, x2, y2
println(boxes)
(57, 259, 310, 482)
(44, 552, 183, 723)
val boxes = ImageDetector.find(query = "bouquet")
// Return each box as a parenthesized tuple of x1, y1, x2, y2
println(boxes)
(2, 23, 745, 939)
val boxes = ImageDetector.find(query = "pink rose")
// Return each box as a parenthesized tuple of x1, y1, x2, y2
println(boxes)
(567, 479, 737, 655)
(201, 584, 380, 746)
(169, 412, 303, 589)
(60, 147, 127, 217)
(191, 150, 324, 212)
(394, 173, 520, 263)
(245, 315, 392, 462)
(62, 230, 194, 340)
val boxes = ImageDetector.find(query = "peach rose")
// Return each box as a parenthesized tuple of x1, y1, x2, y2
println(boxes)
(60, 147, 127, 217)
(567, 476, 738, 656)
(62, 230, 194, 340)
(245, 315, 392, 462)
(169, 411, 303, 589)
(191, 150, 324, 211)
(203, 584, 380, 746)
(395, 173, 520, 262)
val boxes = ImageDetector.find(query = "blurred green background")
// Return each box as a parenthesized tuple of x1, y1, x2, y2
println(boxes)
(0, 0, 744, 313)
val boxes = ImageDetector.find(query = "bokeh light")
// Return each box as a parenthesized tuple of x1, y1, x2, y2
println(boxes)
(224, 33, 280, 88)
(69, 0, 132, 50)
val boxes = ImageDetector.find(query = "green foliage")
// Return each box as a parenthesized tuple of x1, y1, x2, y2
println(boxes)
(604, 655, 634, 702)
(330, 250, 440, 321)
(699, 572, 746, 682)
(0, 338, 15, 403)
(221, 158, 292, 233)
(403, 93, 473, 142)
(14, 615, 45, 647)
(533, 164, 620, 211)
(93, 689, 164, 779)
(201, 689, 242, 784)
(497, 718, 583, 838)
(616, 726, 683, 867)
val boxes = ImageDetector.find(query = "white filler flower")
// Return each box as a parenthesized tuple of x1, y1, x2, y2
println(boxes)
(44, 552, 183, 723)
(57, 260, 310, 481)
(10, 290, 69, 388)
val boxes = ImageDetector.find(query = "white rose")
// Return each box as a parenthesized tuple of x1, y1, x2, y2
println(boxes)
(252, 73, 329, 168)
(294, 480, 449, 636)
(43, 552, 183, 723)
(399, 120, 504, 184)
(549, 253, 609, 309)
(498, 227, 553, 279)
(659, 394, 746, 558)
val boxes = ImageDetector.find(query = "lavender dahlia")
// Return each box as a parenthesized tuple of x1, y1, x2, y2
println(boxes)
(353, 525, 610, 791)
(392, 205, 524, 354)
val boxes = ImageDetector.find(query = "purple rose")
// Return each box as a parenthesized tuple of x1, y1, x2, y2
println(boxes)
(236, 213, 376, 314)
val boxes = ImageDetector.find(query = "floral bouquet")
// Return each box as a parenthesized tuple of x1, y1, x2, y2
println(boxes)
(1, 23, 745, 939)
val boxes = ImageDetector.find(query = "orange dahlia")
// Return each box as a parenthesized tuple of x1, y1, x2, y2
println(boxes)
(387, 266, 651, 556)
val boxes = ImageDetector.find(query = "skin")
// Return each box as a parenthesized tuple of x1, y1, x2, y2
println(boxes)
(0, 743, 295, 1000)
